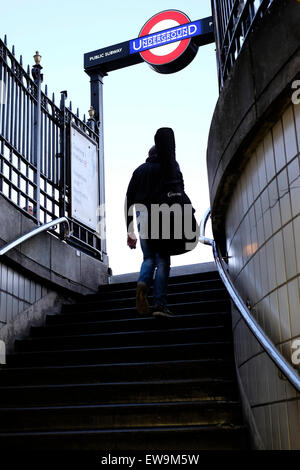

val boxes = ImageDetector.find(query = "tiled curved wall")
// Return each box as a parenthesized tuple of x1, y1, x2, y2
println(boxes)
(226, 102, 300, 449)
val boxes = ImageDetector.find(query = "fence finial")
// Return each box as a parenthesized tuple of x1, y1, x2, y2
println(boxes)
(88, 106, 95, 119)
(4, 34, 7, 45)
(33, 51, 42, 65)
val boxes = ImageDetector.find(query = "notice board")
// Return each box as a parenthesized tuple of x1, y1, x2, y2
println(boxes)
(70, 124, 99, 232)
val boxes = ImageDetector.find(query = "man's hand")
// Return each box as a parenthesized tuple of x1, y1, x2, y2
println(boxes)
(127, 232, 137, 249)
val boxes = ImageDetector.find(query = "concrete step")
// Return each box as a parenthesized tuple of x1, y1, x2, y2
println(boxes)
(35, 312, 230, 338)
(15, 325, 231, 353)
(0, 424, 249, 451)
(7, 340, 234, 367)
(0, 358, 236, 386)
(84, 278, 225, 302)
(0, 400, 243, 432)
(0, 378, 238, 406)
(49, 299, 230, 325)
(97, 270, 221, 294)
(61, 288, 228, 313)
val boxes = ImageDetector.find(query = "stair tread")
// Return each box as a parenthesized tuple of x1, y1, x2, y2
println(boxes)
(0, 377, 235, 391)
(0, 423, 247, 436)
(0, 357, 233, 373)
(61, 299, 230, 315)
(87, 279, 224, 299)
(22, 324, 227, 343)
(0, 399, 241, 411)
(9, 340, 233, 357)
(76, 287, 227, 304)
(43, 311, 229, 329)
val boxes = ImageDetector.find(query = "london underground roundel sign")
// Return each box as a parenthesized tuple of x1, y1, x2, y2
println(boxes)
(132, 10, 200, 74)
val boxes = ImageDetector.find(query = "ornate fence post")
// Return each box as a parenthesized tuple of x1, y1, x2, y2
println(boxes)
(59, 90, 68, 239)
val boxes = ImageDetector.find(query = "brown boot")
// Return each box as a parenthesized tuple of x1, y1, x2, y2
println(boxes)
(136, 282, 149, 316)
(152, 305, 174, 318)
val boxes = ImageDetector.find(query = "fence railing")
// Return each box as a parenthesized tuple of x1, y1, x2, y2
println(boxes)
(0, 36, 102, 259)
(212, 0, 274, 88)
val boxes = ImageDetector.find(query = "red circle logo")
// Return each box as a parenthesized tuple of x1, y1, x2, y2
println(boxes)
(139, 10, 192, 66)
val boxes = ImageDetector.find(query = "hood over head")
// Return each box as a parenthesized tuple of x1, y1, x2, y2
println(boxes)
(154, 127, 176, 163)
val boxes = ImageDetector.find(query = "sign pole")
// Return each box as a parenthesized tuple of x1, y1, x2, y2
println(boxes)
(90, 72, 108, 261)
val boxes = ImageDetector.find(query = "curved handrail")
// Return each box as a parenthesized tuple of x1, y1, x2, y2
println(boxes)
(0, 217, 70, 257)
(199, 208, 300, 392)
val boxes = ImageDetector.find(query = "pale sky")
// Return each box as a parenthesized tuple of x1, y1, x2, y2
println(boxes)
(2, 0, 218, 274)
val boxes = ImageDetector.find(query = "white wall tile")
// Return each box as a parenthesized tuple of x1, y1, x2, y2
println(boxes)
(1, 264, 7, 292)
(277, 284, 292, 342)
(6, 294, 13, 322)
(287, 157, 300, 185)
(30, 281, 36, 303)
(273, 120, 286, 172)
(293, 216, 300, 273)
(277, 169, 292, 226)
(269, 290, 281, 344)
(283, 223, 297, 280)
(265, 405, 273, 450)
(290, 174, 300, 218)
(282, 106, 298, 163)
(266, 240, 277, 291)
(0, 292, 7, 323)
(287, 400, 300, 450)
(287, 278, 300, 337)
(264, 131, 276, 183)
(277, 402, 291, 449)
(257, 142, 267, 193)
(7, 267, 13, 294)
(12, 272, 19, 298)
(273, 231, 287, 287)
(270, 404, 281, 449)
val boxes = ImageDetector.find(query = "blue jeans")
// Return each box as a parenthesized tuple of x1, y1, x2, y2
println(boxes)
(138, 237, 170, 307)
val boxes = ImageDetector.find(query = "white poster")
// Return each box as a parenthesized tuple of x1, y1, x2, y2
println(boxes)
(71, 125, 99, 232)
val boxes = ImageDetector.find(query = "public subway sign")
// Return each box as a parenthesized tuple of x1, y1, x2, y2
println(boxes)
(84, 11, 214, 75)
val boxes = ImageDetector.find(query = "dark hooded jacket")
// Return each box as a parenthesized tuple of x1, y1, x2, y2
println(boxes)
(125, 128, 184, 232)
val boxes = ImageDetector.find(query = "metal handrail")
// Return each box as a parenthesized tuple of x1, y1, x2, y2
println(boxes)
(199, 208, 300, 392)
(0, 217, 70, 257)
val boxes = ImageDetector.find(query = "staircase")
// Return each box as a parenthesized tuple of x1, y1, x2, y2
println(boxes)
(0, 269, 249, 450)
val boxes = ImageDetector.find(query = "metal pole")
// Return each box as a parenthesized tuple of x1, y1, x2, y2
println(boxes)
(90, 72, 108, 262)
(59, 90, 67, 239)
(32, 51, 43, 225)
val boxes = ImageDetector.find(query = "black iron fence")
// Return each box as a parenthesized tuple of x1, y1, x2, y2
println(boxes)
(0, 36, 102, 259)
(212, 0, 274, 88)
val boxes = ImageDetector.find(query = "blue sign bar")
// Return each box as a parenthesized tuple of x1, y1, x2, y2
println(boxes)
(129, 20, 202, 55)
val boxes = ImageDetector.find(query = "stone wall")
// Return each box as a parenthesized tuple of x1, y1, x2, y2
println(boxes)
(0, 195, 109, 351)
